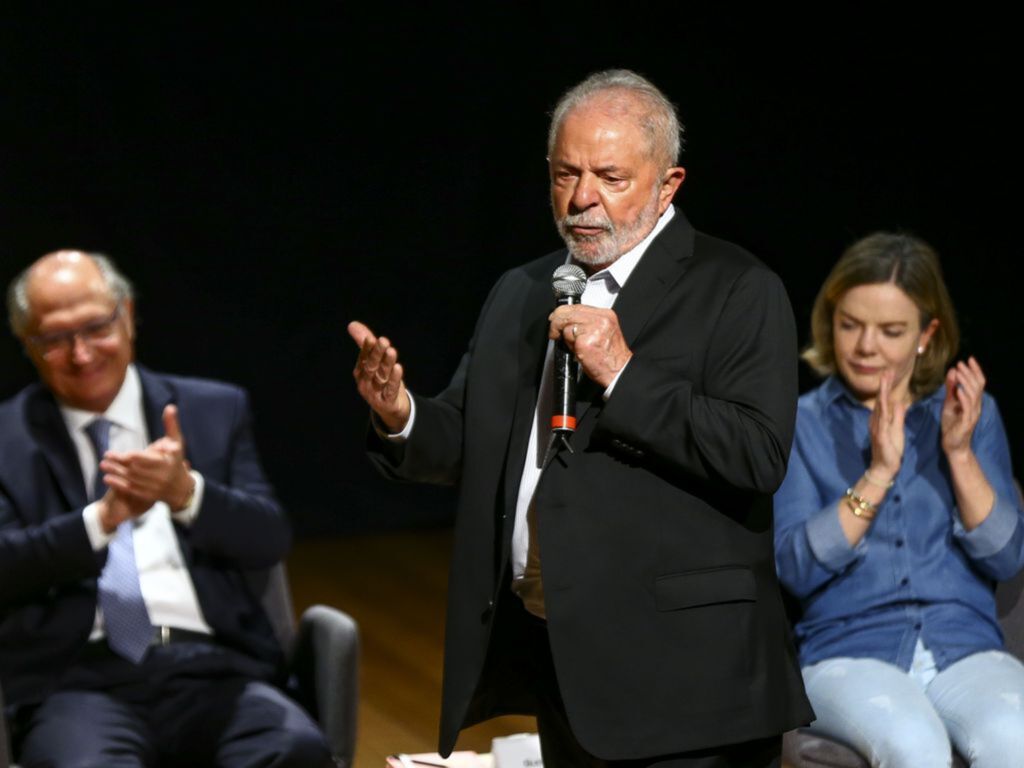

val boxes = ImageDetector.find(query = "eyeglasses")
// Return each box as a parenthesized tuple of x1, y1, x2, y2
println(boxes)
(25, 303, 123, 359)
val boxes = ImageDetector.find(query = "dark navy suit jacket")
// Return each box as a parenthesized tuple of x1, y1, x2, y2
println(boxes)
(0, 366, 289, 711)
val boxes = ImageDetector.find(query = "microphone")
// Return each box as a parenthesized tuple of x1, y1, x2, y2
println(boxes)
(551, 264, 587, 448)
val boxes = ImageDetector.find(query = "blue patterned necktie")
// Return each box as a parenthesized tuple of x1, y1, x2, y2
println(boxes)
(85, 418, 153, 663)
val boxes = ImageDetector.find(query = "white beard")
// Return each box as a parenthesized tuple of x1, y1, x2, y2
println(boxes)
(555, 189, 661, 268)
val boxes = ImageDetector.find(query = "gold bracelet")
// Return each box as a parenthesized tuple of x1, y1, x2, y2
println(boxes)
(845, 487, 876, 519)
(846, 497, 875, 519)
(863, 469, 895, 489)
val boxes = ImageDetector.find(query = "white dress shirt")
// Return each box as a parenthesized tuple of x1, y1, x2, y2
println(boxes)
(61, 364, 213, 637)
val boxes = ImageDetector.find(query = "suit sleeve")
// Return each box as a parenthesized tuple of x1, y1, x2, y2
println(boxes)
(185, 388, 291, 568)
(596, 266, 798, 495)
(0, 493, 103, 604)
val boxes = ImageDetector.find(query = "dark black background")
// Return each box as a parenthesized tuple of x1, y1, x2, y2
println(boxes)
(2, 8, 1019, 535)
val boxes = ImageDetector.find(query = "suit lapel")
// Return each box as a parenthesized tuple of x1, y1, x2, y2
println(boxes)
(612, 212, 695, 346)
(26, 387, 88, 510)
(137, 366, 174, 442)
(573, 213, 696, 428)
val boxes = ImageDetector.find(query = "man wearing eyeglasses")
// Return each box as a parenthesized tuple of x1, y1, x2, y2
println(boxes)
(0, 251, 330, 767)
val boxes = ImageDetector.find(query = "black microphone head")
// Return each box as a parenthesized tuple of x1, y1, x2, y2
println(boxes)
(552, 264, 587, 299)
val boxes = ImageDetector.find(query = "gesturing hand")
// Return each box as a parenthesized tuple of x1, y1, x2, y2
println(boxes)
(941, 356, 986, 459)
(548, 305, 633, 389)
(868, 371, 906, 483)
(348, 320, 412, 433)
(99, 404, 195, 514)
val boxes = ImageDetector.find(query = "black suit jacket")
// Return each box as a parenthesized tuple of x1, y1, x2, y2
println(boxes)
(0, 366, 289, 711)
(371, 212, 813, 759)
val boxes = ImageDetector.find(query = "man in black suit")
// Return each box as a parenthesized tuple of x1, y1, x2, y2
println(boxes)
(350, 69, 812, 766)
(0, 250, 329, 767)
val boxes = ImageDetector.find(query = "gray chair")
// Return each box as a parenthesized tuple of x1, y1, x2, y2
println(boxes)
(0, 563, 359, 768)
(783, 563, 1024, 768)
(0, 682, 9, 768)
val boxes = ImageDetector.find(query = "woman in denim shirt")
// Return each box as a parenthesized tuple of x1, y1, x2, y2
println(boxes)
(775, 232, 1024, 767)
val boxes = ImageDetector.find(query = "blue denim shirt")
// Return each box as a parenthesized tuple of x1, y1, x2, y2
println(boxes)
(774, 376, 1024, 671)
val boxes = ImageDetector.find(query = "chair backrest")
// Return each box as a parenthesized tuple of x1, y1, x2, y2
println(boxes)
(997, 479, 1024, 659)
(997, 569, 1024, 660)
(0, 678, 10, 768)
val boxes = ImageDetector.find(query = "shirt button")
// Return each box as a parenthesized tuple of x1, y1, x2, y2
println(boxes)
(901, 577, 909, 586)
(914, 622, 922, 630)
(893, 495, 901, 503)
(895, 539, 905, 547)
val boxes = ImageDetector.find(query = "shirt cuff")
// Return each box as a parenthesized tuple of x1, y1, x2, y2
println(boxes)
(83, 503, 116, 552)
(372, 393, 416, 442)
(171, 470, 205, 526)
(953, 490, 1019, 558)
(806, 502, 862, 572)
(602, 359, 631, 401)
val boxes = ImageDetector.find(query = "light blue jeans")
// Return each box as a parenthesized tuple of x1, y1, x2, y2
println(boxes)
(802, 645, 1024, 767)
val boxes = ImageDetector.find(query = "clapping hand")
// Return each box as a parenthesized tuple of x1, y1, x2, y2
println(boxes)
(941, 356, 986, 459)
(867, 371, 906, 484)
(96, 405, 194, 532)
(100, 405, 194, 512)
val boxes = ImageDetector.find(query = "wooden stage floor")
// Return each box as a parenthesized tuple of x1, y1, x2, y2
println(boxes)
(288, 530, 535, 768)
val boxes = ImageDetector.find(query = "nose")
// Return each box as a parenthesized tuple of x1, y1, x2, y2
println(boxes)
(569, 172, 598, 214)
(69, 334, 95, 364)
(854, 327, 876, 355)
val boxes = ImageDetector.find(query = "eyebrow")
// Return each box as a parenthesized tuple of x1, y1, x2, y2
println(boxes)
(552, 161, 627, 174)
(837, 311, 909, 327)
(32, 303, 121, 335)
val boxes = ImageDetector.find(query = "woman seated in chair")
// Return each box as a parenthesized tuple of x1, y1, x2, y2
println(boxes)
(774, 232, 1024, 767)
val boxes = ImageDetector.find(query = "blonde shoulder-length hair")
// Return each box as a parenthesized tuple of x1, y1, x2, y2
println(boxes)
(803, 232, 959, 397)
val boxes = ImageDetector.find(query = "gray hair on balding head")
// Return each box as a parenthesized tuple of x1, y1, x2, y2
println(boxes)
(547, 69, 684, 172)
(7, 251, 135, 336)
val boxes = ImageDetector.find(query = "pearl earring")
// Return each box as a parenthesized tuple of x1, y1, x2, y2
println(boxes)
(917, 345, 925, 355)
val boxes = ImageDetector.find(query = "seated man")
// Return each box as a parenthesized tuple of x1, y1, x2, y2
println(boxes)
(0, 251, 329, 767)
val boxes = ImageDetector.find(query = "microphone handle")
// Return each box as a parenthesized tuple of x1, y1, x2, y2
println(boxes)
(552, 295, 580, 434)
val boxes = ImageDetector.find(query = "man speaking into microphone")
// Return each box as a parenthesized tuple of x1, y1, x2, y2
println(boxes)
(349, 69, 811, 767)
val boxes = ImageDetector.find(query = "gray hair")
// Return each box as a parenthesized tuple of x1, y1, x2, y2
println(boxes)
(7, 251, 135, 336)
(547, 69, 684, 171)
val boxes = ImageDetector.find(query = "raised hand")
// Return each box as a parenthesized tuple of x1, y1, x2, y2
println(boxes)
(348, 320, 411, 433)
(99, 404, 195, 513)
(867, 370, 906, 483)
(941, 356, 986, 458)
(548, 305, 633, 390)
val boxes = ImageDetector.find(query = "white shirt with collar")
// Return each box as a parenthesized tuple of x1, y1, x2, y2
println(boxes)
(61, 364, 213, 637)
